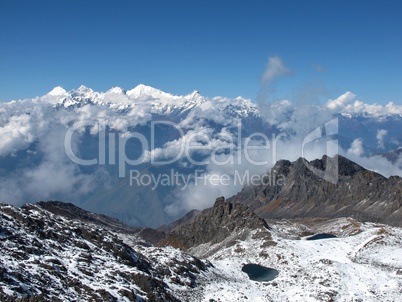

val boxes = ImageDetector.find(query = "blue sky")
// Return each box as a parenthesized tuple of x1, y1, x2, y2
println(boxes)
(0, 0, 401, 104)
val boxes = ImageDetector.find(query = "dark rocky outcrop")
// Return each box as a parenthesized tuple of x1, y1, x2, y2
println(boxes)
(228, 155, 402, 227)
(160, 197, 270, 250)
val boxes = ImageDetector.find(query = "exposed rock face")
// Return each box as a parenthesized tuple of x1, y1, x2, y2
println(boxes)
(160, 197, 270, 250)
(228, 155, 402, 227)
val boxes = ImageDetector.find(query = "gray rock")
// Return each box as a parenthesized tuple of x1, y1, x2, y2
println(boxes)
(228, 155, 402, 227)
(160, 197, 270, 249)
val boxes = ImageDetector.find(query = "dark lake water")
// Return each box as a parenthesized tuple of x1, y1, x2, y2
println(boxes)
(306, 233, 337, 240)
(241, 264, 279, 282)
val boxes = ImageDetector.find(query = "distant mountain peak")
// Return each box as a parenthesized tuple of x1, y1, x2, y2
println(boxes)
(75, 84, 93, 93)
(186, 90, 203, 101)
(127, 84, 172, 98)
(106, 86, 126, 94)
(47, 86, 67, 96)
(288, 154, 367, 179)
(189, 90, 200, 96)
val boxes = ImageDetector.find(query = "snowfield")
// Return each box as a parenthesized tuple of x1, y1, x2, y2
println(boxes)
(173, 218, 402, 301)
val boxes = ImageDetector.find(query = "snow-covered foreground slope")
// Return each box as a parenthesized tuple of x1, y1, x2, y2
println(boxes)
(0, 203, 211, 301)
(1, 201, 401, 301)
(179, 218, 402, 302)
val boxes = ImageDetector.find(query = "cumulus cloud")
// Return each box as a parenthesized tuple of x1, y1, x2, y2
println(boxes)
(326, 92, 402, 116)
(0, 114, 34, 156)
(376, 129, 388, 149)
(327, 91, 356, 111)
(347, 138, 364, 157)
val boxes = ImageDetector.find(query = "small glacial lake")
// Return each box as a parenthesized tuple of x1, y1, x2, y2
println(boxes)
(242, 264, 279, 282)
(306, 233, 337, 240)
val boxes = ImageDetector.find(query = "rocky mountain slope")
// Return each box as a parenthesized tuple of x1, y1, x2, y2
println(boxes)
(1, 199, 402, 301)
(0, 202, 210, 301)
(36, 201, 140, 234)
(160, 197, 273, 253)
(37, 201, 167, 245)
(228, 154, 402, 227)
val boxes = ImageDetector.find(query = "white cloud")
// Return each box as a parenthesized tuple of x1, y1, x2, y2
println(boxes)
(1, 83, 402, 221)
(165, 147, 273, 217)
(261, 56, 291, 84)
(327, 91, 356, 111)
(0, 114, 34, 156)
(326, 93, 402, 116)
(376, 129, 388, 149)
(347, 138, 364, 157)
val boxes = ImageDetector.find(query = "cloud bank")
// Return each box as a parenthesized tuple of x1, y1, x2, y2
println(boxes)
(0, 82, 402, 221)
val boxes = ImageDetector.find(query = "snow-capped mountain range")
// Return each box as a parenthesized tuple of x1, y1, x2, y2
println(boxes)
(39, 84, 259, 119)
(1, 85, 402, 227)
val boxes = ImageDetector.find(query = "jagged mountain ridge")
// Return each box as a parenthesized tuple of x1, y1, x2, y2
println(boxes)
(47, 84, 259, 118)
(160, 197, 273, 252)
(228, 154, 402, 227)
(36, 201, 167, 244)
(159, 155, 402, 234)
(36, 201, 140, 234)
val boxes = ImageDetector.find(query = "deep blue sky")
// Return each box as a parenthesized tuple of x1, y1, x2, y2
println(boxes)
(1, 0, 401, 104)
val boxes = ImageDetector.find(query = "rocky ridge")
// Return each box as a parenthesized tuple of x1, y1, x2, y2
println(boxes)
(228, 155, 402, 227)
(160, 197, 273, 254)
(36, 201, 166, 245)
